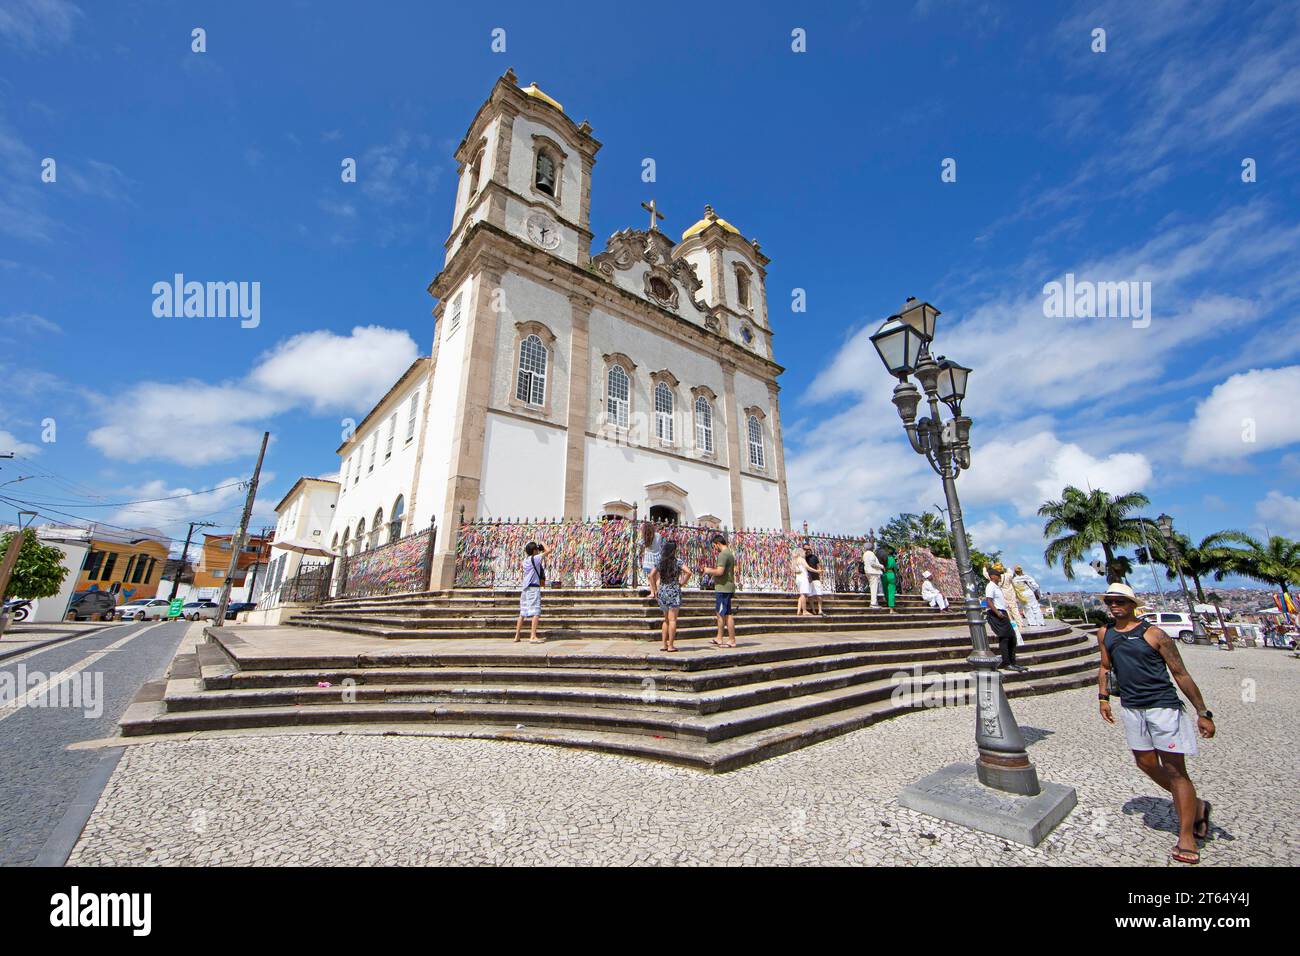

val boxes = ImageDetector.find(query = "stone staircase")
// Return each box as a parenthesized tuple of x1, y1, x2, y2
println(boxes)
(288, 588, 967, 640)
(120, 608, 1100, 772)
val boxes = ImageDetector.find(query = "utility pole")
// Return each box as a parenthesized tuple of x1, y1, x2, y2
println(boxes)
(168, 520, 218, 602)
(214, 431, 269, 628)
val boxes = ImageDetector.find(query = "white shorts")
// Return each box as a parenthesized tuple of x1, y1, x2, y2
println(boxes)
(1119, 705, 1198, 755)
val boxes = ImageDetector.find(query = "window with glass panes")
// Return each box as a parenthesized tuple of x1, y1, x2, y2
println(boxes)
(654, 382, 674, 442)
(516, 335, 547, 406)
(695, 396, 713, 453)
(607, 365, 629, 427)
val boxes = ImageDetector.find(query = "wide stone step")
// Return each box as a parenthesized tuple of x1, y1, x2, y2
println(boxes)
(173, 645, 1096, 717)
(284, 617, 972, 642)
(123, 662, 1098, 763)
(206, 631, 1092, 694)
(289, 610, 964, 630)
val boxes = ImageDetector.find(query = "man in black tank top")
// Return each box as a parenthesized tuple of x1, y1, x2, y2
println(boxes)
(1096, 583, 1216, 865)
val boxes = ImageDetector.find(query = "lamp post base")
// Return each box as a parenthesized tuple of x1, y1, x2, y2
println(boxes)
(899, 763, 1077, 847)
(976, 750, 1040, 796)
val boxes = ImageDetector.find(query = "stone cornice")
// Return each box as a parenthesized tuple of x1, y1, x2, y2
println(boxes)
(444, 181, 594, 255)
(430, 220, 784, 383)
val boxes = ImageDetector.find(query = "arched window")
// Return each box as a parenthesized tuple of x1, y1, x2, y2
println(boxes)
(654, 382, 674, 442)
(695, 396, 713, 453)
(341, 528, 350, 554)
(371, 509, 384, 549)
(355, 518, 366, 554)
(534, 150, 557, 197)
(389, 496, 405, 542)
(331, 533, 339, 552)
(516, 334, 547, 406)
(747, 416, 765, 468)
(607, 365, 629, 428)
(468, 149, 484, 197)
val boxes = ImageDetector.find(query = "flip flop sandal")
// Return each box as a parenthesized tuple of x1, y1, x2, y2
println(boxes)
(1195, 801, 1212, 841)
(710, 640, 726, 647)
(1171, 846, 1200, 865)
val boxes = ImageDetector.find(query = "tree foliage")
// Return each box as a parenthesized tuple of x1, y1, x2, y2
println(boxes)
(1, 530, 70, 601)
(1038, 486, 1152, 582)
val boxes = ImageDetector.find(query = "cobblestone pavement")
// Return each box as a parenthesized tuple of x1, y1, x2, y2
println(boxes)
(1, 621, 190, 865)
(70, 644, 1298, 866)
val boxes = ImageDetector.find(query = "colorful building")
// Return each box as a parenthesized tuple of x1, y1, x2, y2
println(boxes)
(75, 531, 170, 601)
(192, 532, 273, 589)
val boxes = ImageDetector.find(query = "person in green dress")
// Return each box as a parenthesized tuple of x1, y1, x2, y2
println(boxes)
(883, 550, 898, 613)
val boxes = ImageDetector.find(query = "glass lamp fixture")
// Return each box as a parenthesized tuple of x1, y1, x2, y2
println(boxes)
(871, 318, 926, 379)
(934, 357, 971, 413)
(897, 297, 940, 341)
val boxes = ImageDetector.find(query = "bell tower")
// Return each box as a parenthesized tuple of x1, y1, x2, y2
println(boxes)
(445, 68, 601, 267)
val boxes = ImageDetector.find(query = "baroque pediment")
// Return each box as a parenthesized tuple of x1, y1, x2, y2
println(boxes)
(591, 228, 707, 315)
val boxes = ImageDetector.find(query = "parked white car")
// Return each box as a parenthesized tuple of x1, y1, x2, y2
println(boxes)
(182, 599, 221, 621)
(115, 598, 172, 621)
(1141, 611, 1197, 641)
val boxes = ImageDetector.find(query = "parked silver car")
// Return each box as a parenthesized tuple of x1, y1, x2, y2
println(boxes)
(115, 598, 171, 621)
(182, 599, 221, 622)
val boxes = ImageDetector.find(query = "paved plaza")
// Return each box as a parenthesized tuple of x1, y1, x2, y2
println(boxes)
(69, 643, 1297, 866)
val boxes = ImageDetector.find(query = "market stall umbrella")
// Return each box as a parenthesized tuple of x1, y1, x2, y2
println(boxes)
(272, 537, 334, 558)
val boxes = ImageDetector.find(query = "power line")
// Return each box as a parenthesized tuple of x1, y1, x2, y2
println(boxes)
(13, 480, 247, 509)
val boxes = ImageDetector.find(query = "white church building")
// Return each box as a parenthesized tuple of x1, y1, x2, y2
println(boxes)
(297, 70, 790, 590)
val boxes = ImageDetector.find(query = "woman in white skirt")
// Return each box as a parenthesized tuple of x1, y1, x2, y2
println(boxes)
(1013, 565, 1045, 627)
(513, 542, 547, 644)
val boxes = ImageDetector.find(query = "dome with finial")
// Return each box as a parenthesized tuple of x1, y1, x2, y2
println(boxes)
(520, 82, 563, 113)
(680, 204, 741, 241)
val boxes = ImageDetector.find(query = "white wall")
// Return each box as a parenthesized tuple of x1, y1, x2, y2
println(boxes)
(741, 475, 784, 529)
(479, 412, 567, 518)
(414, 272, 477, 530)
(585, 437, 733, 525)
(27, 538, 89, 623)
(330, 375, 425, 554)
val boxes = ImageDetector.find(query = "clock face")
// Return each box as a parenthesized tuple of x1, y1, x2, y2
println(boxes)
(525, 213, 561, 250)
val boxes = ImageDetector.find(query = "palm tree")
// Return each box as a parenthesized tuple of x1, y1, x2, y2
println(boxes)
(1208, 532, 1300, 596)
(1149, 532, 1234, 603)
(1038, 486, 1152, 582)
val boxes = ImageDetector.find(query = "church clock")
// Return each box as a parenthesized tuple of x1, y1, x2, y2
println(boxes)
(525, 212, 561, 250)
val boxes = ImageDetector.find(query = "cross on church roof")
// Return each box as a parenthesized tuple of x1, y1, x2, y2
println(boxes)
(641, 199, 665, 232)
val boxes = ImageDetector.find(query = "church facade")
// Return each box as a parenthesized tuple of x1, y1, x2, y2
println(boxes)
(321, 70, 790, 589)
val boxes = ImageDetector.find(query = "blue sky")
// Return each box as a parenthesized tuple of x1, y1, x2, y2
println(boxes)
(2, 0, 1298, 592)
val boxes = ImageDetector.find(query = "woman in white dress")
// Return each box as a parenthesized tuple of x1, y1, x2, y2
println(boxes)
(920, 570, 949, 611)
(1013, 565, 1045, 627)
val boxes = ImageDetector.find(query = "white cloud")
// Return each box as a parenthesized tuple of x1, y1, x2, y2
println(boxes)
(954, 431, 1153, 517)
(248, 325, 419, 413)
(89, 326, 420, 465)
(88, 382, 282, 465)
(1255, 490, 1300, 537)
(0, 428, 39, 456)
(0, 0, 80, 51)
(1183, 366, 1300, 466)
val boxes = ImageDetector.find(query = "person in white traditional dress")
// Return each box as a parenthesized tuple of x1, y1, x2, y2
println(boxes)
(1013, 565, 1045, 627)
(920, 570, 949, 611)
(863, 547, 885, 607)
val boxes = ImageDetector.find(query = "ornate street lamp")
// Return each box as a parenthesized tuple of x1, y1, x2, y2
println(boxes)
(1156, 513, 1211, 645)
(878, 297, 1077, 844)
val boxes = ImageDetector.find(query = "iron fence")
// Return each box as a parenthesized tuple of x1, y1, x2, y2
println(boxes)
(336, 524, 436, 599)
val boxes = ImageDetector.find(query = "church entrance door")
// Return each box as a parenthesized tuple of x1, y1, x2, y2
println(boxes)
(648, 505, 679, 526)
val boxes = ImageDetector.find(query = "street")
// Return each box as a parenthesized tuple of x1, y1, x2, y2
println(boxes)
(0, 619, 190, 866)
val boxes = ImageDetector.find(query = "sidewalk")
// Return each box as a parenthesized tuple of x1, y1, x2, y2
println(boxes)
(0, 621, 120, 661)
